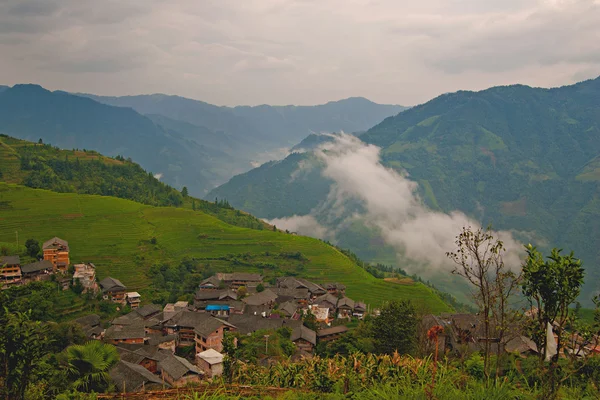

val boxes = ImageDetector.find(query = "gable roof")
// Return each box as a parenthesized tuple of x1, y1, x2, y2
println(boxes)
(42, 237, 69, 251)
(20, 260, 53, 273)
(197, 348, 224, 365)
(164, 311, 236, 336)
(99, 277, 127, 292)
(354, 302, 367, 312)
(136, 304, 162, 318)
(314, 293, 338, 307)
(291, 325, 317, 346)
(110, 360, 166, 392)
(279, 301, 298, 317)
(242, 289, 277, 306)
(274, 287, 310, 300)
(0, 255, 20, 266)
(75, 314, 101, 328)
(317, 325, 349, 337)
(337, 297, 355, 309)
(159, 355, 202, 381)
(200, 275, 222, 287)
(195, 290, 224, 300)
(105, 323, 146, 340)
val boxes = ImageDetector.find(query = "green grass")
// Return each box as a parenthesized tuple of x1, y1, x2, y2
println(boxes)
(0, 183, 450, 312)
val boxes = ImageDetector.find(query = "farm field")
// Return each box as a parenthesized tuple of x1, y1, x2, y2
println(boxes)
(0, 183, 450, 312)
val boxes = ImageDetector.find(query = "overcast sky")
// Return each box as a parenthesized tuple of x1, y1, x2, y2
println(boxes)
(1, 0, 599, 106)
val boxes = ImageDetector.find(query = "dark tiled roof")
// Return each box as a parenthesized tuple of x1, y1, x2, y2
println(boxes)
(279, 301, 298, 317)
(158, 355, 201, 381)
(0, 255, 20, 266)
(136, 304, 162, 318)
(337, 297, 355, 309)
(317, 325, 349, 337)
(242, 289, 277, 306)
(354, 302, 367, 312)
(20, 260, 53, 273)
(227, 314, 300, 335)
(105, 323, 146, 340)
(274, 288, 310, 300)
(200, 275, 222, 287)
(42, 237, 69, 251)
(291, 325, 317, 346)
(195, 290, 224, 301)
(99, 277, 127, 292)
(505, 336, 538, 354)
(75, 314, 101, 328)
(314, 293, 338, 307)
(147, 334, 178, 346)
(110, 361, 166, 392)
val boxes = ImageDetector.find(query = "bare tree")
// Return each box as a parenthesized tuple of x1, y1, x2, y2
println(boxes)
(446, 226, 520, 379)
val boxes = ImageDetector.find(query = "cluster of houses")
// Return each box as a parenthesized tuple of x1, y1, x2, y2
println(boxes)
(1, 237, 143, 308)
(73, 273, 362, 393)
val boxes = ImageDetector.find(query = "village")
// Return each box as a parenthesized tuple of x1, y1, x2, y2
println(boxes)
(2, 237, 599, 394)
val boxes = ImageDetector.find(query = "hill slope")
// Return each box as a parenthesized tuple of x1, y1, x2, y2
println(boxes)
(207, 77, 600, 301)
(0, 134, 265, 230)
(0, 183, 450, 312)
(0, 84, 235, 195)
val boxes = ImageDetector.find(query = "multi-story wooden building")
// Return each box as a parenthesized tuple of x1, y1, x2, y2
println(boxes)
(99, 277, 127, 304)
(42, 237, 70, 273)
(0, 256, 22, 289)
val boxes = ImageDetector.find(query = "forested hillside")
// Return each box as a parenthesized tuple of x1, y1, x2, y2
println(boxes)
(0, 135, 266, 230)
(208, 77, 600, 301)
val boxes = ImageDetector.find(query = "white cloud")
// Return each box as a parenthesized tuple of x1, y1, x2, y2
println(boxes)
(302, 134, 524, 273)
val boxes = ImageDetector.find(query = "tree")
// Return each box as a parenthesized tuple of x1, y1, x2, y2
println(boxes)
(256, 283, 265, 293)
(302, 309, 319, 332)
(181, 186, 188, 197)
(25, 239, 40, 258)
(71, 278, 84, 295)
(0, 310, 52, 399)
(522, 246, 584, 362)
(446, 226, 520, 378)
(237, 286, 248, 298)
(371, 300, 417, 355)
(65, 341, 120, 393)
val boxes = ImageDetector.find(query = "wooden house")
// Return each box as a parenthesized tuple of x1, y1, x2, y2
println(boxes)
(0, 256, 22, 289)
(291, 325, 317, 353)
(104, 323, 147, 345)
(126, 292, 142, 309)
(20, 260, 53, 282)
(336, 297, 355, 319)
(42, 237, 70, 273)
(317, 326, 349, 342)
(109, 360, 167, 393)
(99, 277, 127, 304)
(158, 354, 203, 387)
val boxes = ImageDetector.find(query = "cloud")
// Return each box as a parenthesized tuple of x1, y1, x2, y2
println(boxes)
(298, 134, 523, 273)
(0, 0, 598, 106)
(267, 215, 332, 240)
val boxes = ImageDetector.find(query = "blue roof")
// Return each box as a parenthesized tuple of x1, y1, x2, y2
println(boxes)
(206, 305, 230, 311)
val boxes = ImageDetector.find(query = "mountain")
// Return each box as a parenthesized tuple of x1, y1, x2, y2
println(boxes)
(80, 93, 406, 150)
(0, 182, 451, 313)
(0, 84, 230, 196)
(207, 77, 600, 302)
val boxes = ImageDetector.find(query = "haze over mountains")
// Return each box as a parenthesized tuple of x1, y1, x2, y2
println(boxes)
(0, 84, 405, 197)
(208, 76, 600, 303)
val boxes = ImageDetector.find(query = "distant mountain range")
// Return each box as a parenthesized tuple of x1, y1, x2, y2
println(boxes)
(0, 84, 405, 196)
(207, 76, 600, 303)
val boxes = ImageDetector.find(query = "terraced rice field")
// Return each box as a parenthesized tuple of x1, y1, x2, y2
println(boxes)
(0, 183, 450, 312)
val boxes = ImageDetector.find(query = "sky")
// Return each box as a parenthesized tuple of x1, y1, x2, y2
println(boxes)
(1, 0, 599, 106)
